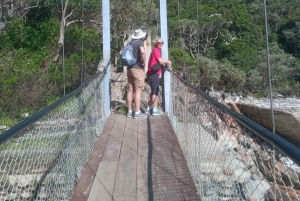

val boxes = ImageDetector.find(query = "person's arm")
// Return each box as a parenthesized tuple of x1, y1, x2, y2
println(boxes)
(139, 46, 146, 66)
(154, 49, 171, 65)
(158, 58, 171, 65)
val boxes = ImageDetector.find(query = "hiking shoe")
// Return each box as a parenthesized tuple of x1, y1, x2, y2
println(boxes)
(145, 108, 152, 115)
(134, 112, 148, 119)
(127, 110, 134, 118)
(152, 109, 163, 116)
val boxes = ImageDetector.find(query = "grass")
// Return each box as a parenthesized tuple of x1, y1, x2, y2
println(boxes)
(118, 106, 127, 115)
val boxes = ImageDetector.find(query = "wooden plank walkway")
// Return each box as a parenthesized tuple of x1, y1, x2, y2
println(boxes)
(71, 113, 200, 201)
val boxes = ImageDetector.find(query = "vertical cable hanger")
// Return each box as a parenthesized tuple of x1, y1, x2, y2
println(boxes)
(178, 0, 186, 77)
(264, 0, 275, 134)
(81, 0, 85, 84)
(263, 0, 277, 199)
(61, 0, 66, 96)
(197, 0, 200, 87)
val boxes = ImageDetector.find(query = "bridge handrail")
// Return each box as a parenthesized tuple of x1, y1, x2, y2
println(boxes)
(0, 72, 102, 145)
(171, 72, 300, 167)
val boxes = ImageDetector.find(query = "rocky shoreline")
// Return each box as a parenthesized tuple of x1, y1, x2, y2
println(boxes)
(208, 91, 300, 118)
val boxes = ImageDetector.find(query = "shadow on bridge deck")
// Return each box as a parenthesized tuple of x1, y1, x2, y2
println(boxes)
(70, 113, 200, 201)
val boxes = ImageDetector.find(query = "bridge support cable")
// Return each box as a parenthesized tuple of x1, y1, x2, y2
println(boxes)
(263, 0, 278, 198)
(61, 0, 66, 96)
(263, 0, 275, 134)
(168, 72, 300, 200)
(160, 0, 170, 114)
(81, 0, 85, 84)
(102, 0, 111, 117)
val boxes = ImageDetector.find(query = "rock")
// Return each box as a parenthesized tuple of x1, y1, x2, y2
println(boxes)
(256, 149, 271, 161)
(212, 175, 227, 183)
(233, 169, 251, 183)
(20, 192, 32, 199)
(4, 193, 18, 200)
(235, 103, 300, 148)
(221, 181, 234, 188)
(223, 168, 234, 175)
(37, 192, 48, 200)
(266, 184, 300, 201)
(0, 126, 7, 130)
(238, 135, 253, 148)
(218, 189, 233, 197)
(226, 102, 241, 114)
(17, 180, 30, 188)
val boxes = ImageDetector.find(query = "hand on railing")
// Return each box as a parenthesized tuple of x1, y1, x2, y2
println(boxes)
(163, 63, 172, 72)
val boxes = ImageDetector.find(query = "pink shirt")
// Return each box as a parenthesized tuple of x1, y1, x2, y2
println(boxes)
(147, 47, 162, 75)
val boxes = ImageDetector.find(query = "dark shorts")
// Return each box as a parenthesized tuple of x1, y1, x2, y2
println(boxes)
(147, 73, 159, 95)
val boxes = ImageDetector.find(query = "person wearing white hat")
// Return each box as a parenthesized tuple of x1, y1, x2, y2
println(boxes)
(126, 29, 148, 119)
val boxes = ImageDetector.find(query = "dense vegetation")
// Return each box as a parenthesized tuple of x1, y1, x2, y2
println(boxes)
(0, 0, 299, 125)
(165, 0, 300, 97)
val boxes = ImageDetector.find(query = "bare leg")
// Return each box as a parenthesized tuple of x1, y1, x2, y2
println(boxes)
(134, 89, 143, 112)
(150, 94, 158, 108)
(127, 84, 133, 111)
(147, 95, 151, 107)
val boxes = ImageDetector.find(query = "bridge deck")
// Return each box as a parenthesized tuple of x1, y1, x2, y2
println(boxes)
(71, 114, 200, 201)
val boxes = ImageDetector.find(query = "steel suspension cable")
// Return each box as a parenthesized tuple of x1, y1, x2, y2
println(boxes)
(145, 0, 154, 33)
(263, 0, 275, 134)
(178, 0, 186, 75)
(197, 0, 200, 88)
(61, 0, 66, 96)
(81, 0, 85, 84)
(263, 0, 277, 198)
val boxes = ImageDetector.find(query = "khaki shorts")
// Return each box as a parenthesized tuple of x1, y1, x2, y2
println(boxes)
(127, 68, 145, 90)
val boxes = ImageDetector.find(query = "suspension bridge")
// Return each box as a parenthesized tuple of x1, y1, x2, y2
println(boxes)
(1, 0, 300, 200)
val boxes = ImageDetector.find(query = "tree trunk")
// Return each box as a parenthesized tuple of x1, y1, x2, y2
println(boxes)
(52, 20, 65, 62)
(52, 0, 69, 63)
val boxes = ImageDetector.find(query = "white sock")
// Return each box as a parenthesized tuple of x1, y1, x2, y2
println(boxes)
(153, 108, 157, 111)
(135, 111, 140, 114)
(128, 110, 132, 113)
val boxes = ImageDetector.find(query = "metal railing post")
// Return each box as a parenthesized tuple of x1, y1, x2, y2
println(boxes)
(102, 0, 111, 117)
(160, 0, 170, 114)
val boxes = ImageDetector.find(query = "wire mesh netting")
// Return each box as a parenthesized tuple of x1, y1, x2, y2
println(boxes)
(0, 72, 107, 200)
(0, 0, 106, 200)
(168, 73, 300, 201)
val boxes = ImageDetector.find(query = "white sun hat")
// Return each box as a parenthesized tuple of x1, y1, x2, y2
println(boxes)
(131, 29, 146, 39)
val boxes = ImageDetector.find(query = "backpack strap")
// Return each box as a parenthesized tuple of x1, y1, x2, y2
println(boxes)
(129, 39, 139, 45)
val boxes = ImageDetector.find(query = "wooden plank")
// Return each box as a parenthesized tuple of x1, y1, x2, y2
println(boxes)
(115, 114, 127, 126)
(110, 122, 125, 142)
(137, 118, 148, 136)
(123, 128, 137, 152)
(102, 118, 114, 135)
(71, 132, 110, 201)
(110, 113, 118, 121)
(137, 132, 148, 158)
(113, 197, 136, 201)
(136, 155, 148, 201)
(113, 145, 137, 197)
(87, 137, 122, 201)
(126, 117, 138, 131)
